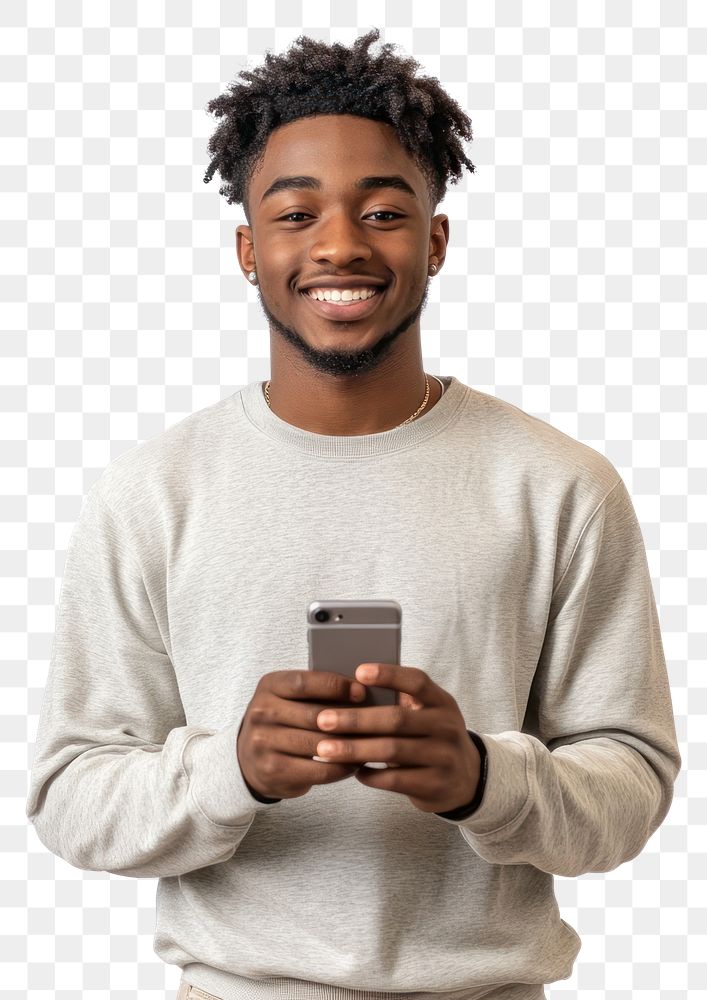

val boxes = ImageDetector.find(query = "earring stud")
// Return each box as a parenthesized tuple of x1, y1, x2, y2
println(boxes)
(248, 271, 257, 283)
(429, 263, 438, 275)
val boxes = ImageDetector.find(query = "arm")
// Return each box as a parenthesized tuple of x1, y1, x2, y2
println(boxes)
(445, 478, 682, 877)
(26, 485, 277, 878)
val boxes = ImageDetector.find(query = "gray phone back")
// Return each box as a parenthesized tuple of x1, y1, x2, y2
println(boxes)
(307, 599, 402, 708)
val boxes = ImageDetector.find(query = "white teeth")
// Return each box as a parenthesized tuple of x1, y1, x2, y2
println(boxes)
(305, 287, 379, 302)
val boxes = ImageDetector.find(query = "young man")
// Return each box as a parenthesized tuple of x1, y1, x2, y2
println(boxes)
(27, 29, 681, 1000)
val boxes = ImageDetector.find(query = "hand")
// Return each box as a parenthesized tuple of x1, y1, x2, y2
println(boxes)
(236, 669, 368, 801)
(314, 662, 481, 814)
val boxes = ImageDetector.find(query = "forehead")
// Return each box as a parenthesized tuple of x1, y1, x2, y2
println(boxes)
(250, 114, 425, 196)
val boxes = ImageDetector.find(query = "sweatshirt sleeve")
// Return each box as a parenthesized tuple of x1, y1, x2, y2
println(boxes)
(442, 477, 682, 878)
(25, 484, 279, 879)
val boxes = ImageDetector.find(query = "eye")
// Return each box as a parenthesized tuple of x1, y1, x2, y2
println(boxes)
(281, 212, 310, 222)
(367, 211, 402, 222)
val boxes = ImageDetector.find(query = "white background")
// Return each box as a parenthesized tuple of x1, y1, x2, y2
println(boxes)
(2, 1, 703, 998)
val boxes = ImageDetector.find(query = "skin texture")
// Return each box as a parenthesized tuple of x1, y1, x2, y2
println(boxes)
(236, 671, 371, 799)
(234, 114, 481, 811)
(236, 663, 481, 813)
(235, 113, 450, 435)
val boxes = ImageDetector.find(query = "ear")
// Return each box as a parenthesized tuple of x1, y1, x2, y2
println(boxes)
(236, 225, 255, 280)
(429, 214, 449, 272)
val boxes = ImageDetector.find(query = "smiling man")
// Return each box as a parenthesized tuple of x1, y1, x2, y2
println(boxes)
(26, 28, 681, 1000)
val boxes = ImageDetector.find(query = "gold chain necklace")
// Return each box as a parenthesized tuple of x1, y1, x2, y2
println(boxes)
(263, 373, 438, 428)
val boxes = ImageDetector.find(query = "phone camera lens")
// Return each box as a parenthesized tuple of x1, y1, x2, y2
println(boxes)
(315, 610, 330, 622)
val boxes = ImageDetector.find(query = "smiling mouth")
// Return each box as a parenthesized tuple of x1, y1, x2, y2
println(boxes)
(299, 287, 387, 321)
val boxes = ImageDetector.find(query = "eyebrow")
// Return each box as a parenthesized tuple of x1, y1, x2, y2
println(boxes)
(260, 174, 418, 204)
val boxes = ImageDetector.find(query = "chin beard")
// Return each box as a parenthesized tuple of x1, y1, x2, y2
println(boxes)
(254, 280, 432, 377)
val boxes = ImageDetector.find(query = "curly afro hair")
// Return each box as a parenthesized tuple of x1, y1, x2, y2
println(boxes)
(203, 28, 475, 222)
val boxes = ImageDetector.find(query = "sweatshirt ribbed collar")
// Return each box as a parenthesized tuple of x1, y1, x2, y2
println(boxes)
(238, 375, 467, 458)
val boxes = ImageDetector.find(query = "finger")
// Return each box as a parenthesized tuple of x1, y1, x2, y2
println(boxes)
(398, 691, 425, 711)
(262, 724, 360, 777)
(315, 754, 391, 768)
(289, 753, 361, 784)
(258, 692, 364, 737)
(314, 735, 441, 768)
(354, 663, 449, 708)
(314, 704, 442, 737)
(271, 669, 364, 706)
(354, 763, 423, 791)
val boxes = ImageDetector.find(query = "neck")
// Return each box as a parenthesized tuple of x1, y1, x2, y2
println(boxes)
(265, 366, 444, 436)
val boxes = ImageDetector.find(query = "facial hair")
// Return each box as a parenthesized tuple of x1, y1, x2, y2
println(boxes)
(255, 278, 432, 378)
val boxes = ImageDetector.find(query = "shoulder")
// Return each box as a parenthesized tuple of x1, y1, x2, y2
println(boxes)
(463, 385, 621, 500)
(89, 392, 238, 516)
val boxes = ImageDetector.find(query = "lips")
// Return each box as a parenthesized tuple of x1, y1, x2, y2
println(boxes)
(299, 286, 387, 322)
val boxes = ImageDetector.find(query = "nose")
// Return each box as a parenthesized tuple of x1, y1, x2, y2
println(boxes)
(309, 211, 373, 269)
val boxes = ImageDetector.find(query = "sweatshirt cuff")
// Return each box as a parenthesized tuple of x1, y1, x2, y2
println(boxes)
(181, 720, 282, 827)
(436, 732, 531, 833)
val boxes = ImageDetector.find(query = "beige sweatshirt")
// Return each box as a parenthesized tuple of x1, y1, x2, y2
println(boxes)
(26, 376, 681, 1000)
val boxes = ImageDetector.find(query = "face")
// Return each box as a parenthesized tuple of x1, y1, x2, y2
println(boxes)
(236, 114, 449, 378)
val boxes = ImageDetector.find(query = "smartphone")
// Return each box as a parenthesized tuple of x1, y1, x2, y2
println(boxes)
(308, 599, 402, 768)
